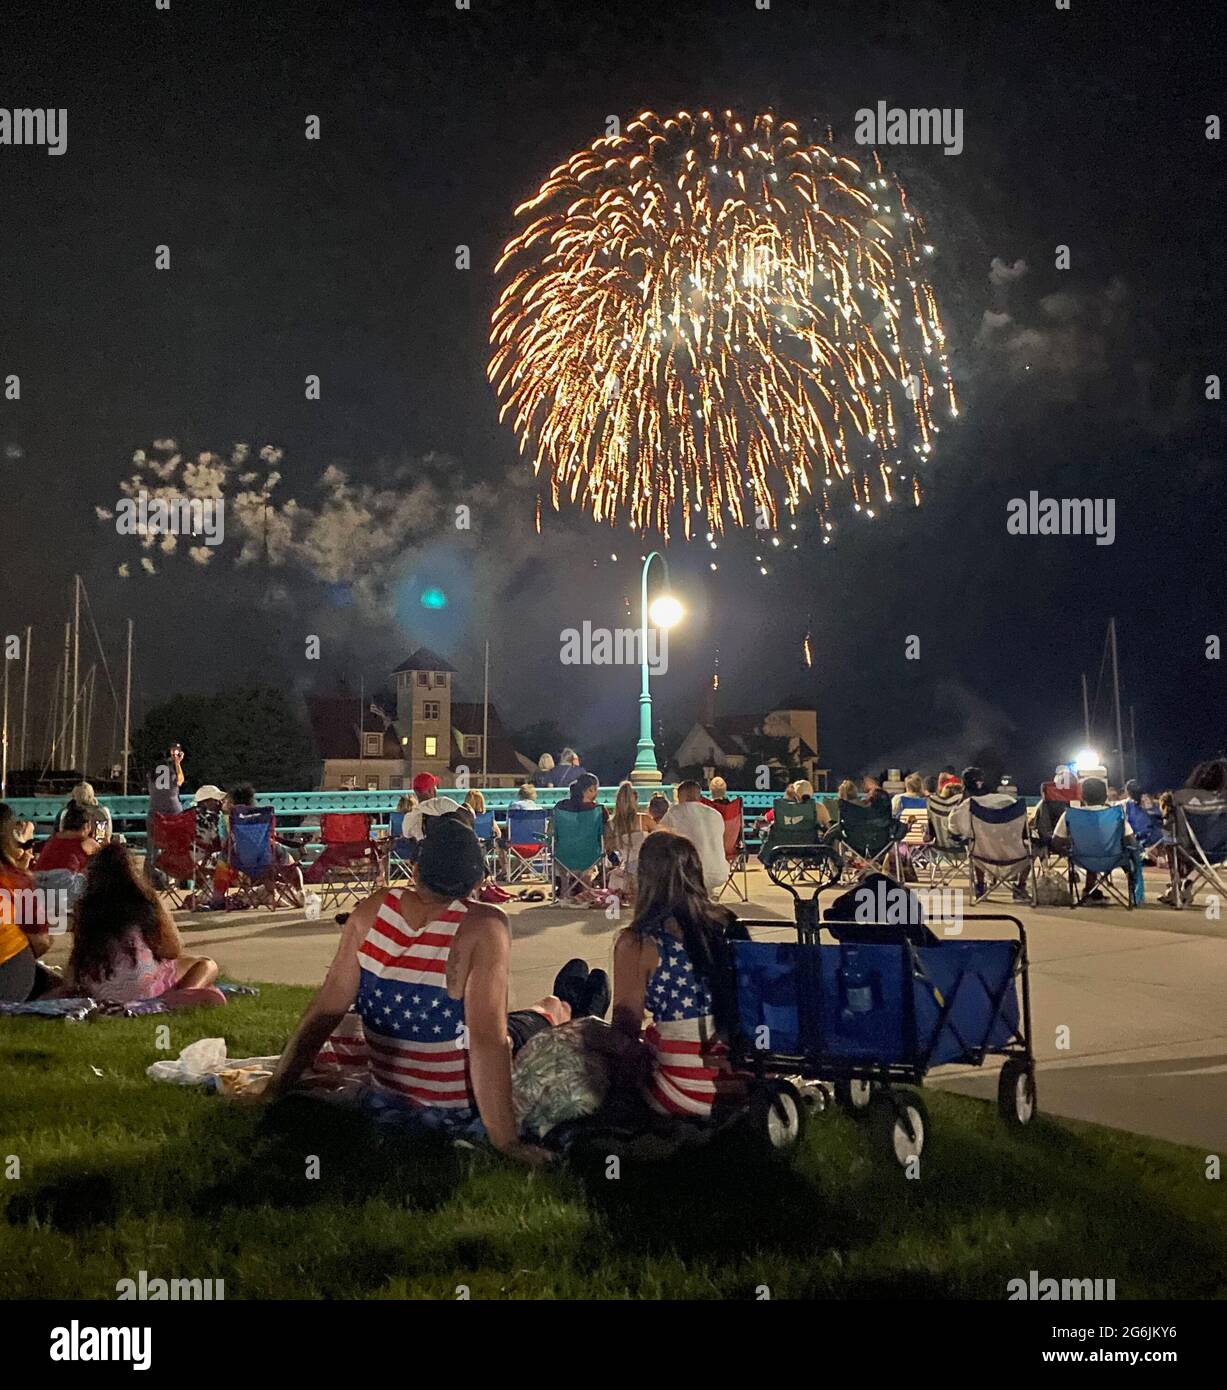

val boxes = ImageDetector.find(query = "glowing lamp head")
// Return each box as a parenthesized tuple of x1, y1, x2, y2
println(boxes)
(1074, 748, 1102, 774)
(420, 586, 448, 610)
(649, 594, 684, 629)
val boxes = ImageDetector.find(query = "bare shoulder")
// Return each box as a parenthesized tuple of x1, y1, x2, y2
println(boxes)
(344, 886, 389, 936)
(614, 926, 646, 963)
(460, 900, 511, 945)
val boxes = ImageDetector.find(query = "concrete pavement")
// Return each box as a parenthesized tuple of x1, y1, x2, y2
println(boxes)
(50, 867, 1227, 1152)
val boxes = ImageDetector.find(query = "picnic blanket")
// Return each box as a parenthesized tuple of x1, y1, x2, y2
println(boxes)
(0, 983, 247, 1021)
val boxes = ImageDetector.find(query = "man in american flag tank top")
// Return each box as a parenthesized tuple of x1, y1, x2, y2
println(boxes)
(265, 818, 610, 1165)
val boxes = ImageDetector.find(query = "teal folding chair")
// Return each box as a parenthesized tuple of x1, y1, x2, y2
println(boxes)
(551, 807, 606, 901)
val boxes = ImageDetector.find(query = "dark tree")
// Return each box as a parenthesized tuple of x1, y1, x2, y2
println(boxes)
(135, 687, 318, 793)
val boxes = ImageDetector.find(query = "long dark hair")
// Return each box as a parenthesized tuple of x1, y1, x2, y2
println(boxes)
(70, 843, 171, 981)
(628, 832, 739, 1032)
(1187, 759, 1227, 793)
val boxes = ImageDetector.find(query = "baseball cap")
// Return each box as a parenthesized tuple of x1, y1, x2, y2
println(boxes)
(417, 817, 487, 898)
(412, 772, 439, 799)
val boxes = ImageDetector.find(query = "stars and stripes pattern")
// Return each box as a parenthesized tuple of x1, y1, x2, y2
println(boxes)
(314, 1010, 369, 1072)
(643, 925, 728, 1118)
(355, 889, 474, 1113)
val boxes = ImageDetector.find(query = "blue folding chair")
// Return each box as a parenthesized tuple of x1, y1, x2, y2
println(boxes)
(229, 805, 303, 908)
(385, 835, 418, 883)
(1064, 805, 1138, 909)
(471, 809, 497, 878)
(505, 808, 551, 883)
(1124, 799, 1163, 850)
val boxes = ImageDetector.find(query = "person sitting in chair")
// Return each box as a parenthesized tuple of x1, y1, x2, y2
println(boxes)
(950, 768, 1030, 902)
(660, 780, 730, 895)
(1053, 775, 1138, 902)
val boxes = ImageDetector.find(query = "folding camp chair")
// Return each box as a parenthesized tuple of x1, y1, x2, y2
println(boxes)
(149, 809, 199, 908)
(504, 808, 551, 883)
(384, 835, 417, 883)
(706, 796, 749, 901)
(228, 805, 304, 909)
(1124, 798, 1164, 851)
(1063, 805, 1137, 909)
(1029, 786, 1077, 897)
(305, 813, 381, 909)
(471, 810, 498, 879)
(550, 807, 606, 901)
(965, 798, 1036, 906)
(761, 798, 837, 887)
(912, 795, 973, 889)
(1165, 788, 1227, 910)
(828, 799, 906, 881)
(894, 796, 929, 877)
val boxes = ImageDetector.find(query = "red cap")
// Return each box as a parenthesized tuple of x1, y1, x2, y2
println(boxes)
(412, 772, 439, 799)
(937, 773, 962, 792)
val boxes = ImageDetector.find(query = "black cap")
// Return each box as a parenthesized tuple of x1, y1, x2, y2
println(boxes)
(417, 817, 486, 898)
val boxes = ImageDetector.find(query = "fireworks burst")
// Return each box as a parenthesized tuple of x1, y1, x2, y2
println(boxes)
(489, 108, 957, 539)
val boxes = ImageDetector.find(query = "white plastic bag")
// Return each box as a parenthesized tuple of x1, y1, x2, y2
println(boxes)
(147, 1037, 279, 1088)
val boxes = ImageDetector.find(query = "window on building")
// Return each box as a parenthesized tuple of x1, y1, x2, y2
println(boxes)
(363, 733, 382, 757)
(463, 736, 481, 758)
(423, 701, 440, 721)
(366, 777, 379, 791)
(389, 776, 404, 790)
(424, 736, 438, 758)
(416, 672, 428, 686)
(431, 671, 447, 687)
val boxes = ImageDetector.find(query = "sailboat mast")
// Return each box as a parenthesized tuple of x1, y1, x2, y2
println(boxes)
(70, 575, 81, 769)
(123, 619, 133, 795)
(20, 625, 30, 768)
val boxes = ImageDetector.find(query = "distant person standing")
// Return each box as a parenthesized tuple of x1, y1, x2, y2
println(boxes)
(147, 743, 185, 816)
(533, 753, 556, 789)
(554, 749, 583, 788)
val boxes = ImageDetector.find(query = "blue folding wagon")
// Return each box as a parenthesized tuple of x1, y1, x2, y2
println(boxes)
(730, 852, 1037, 1167)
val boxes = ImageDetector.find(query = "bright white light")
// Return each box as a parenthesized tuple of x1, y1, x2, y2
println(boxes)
(1074, 748, 1102, 773)
(649, 594, 684, 629)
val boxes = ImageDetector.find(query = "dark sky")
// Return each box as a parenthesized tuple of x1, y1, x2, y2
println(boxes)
(0, 0, 1223, 789)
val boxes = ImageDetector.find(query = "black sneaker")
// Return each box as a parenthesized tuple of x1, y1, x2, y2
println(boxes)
(577, 967, 611, 1021)
(551, 958, 590, 1013)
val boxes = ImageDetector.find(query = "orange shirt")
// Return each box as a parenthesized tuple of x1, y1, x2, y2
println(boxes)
(0, 865, 37, 968)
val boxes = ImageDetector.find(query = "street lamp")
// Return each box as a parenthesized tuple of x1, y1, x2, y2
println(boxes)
(630, 551, 682, 784)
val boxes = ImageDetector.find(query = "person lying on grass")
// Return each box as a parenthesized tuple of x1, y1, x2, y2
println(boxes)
(65, 843, 220, 1003)
(264, 817, 610, 1167)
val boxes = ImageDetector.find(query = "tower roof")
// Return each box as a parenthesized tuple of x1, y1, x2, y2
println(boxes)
(392, 646, 457, 675)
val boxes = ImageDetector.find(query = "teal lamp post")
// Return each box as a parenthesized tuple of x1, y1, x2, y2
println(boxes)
(629, 550, 683, 785)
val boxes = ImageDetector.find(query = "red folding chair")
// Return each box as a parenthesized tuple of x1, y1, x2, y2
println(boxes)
(149, 809, 199, 909)
(306, 812, 380, 909)
(706, 796, 749, 902)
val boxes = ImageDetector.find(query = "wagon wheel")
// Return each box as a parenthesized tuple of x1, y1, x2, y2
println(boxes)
(870, 1088, 928, 1168)
(997, 1059, 1038, 1127)
(833, 1078, 875, 1114)
(748, 1078, 807, 1152)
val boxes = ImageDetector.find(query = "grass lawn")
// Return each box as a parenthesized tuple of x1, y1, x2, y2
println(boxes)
(2, 985, 1225, 1300)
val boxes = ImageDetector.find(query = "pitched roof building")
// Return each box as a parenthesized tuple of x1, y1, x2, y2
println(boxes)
(307, 650, 530, 790)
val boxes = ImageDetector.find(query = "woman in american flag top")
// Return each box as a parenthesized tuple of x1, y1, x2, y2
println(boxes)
(612, 831, 748, 1120)
(264, 818, 610, 1165)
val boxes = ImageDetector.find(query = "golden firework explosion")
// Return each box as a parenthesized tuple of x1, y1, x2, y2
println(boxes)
(490, 108, 957, 539)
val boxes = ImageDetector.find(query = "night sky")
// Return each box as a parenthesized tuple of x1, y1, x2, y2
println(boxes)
(1, 0, 1223, 789)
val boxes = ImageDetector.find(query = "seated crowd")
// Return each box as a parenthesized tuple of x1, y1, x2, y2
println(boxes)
(4, 744, 1224, 1166)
